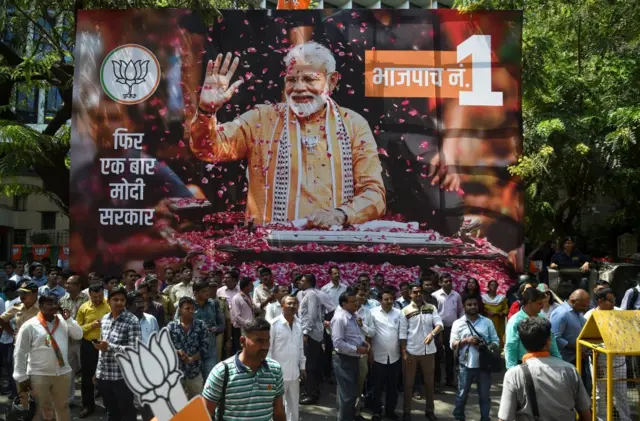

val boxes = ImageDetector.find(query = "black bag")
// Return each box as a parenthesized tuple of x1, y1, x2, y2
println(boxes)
(521, 364, 541, 421)
(465, 320, 502, 373)
(217, 363, 230, 421)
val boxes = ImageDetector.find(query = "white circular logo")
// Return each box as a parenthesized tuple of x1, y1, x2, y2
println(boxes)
(100, 44, 161, 105)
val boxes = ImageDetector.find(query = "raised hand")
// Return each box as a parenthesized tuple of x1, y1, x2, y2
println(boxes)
(199, 52, 243, 113)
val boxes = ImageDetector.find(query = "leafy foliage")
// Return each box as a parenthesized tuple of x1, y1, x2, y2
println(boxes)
(455, 0, 640, 253)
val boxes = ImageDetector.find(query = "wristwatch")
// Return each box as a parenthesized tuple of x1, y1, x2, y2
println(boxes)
(334, 208, 348, 224)
(197, 105, 215, 117)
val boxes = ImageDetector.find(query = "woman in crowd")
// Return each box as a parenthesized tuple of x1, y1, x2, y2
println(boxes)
(461, 277, 484, 315)
(537, 283, 562, 320)
(482, 280, 508, 348)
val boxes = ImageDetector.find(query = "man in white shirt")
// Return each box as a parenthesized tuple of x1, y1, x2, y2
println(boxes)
(400, 283, 443, 421)
(14, 293, 83, 421)
(369, 286, 403, 421)
(320, 265, 347, 380)
(9, 260, 30, 283)
(265, 285, 287, 324)
(268, 295, 306, 421)
(432, 274, 464, 388)
(299, 274, 325, 405)
(584, 288, 630, 421)
(0, 282, 19, 397)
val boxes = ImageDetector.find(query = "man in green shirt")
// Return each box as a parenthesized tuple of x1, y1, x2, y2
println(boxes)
(203, 317, 286, 421)
(505, 288, 562, 369)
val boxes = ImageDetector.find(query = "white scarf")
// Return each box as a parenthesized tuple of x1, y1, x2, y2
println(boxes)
(481, 293, 505, 306)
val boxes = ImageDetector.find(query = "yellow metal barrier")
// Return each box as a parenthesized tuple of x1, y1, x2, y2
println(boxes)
(577, 310, 640, 421)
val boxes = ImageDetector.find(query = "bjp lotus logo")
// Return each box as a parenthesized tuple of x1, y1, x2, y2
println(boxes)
(116, 328, 212, 421)
(100, 44, 161, 105)
(112, 59, 150, 98)
(34, 246, 48, 258)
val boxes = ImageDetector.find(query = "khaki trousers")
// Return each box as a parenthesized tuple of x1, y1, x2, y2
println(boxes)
(403, 353, 435, 413)
(31, 373, 72, 421)
(183, 374, 203, 399)
(355, 356, 369, 415)
(67, 340, 81, 403)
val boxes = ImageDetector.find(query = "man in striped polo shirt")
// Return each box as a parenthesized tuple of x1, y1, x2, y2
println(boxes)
(203, 317, 286, 421)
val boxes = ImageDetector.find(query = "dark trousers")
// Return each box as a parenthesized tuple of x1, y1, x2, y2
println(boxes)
(435, 326, 454, 384)
(0, 343, 17, 396)
(324, 311, 334, 377)
(333, 353, 360, 421)
(369, 360, 401, 415)
(98, 378, 136, 421)
(231, 327, 241, 354)
(570, 358, 593, 397)
(80, 339, 99, 409)
(304, 337, 324, 399)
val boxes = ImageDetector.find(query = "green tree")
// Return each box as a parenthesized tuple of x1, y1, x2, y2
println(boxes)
(0, 0, 248, 214)
(455, 0, 640, 250)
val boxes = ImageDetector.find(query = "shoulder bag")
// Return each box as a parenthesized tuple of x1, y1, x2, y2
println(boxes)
(521, 364, 541, 421)
(465, 319, 502, 373)
(217, 362, 230, 421)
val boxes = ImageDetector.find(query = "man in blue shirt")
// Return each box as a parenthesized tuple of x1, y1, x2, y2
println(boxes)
(450, 296, 500, 421)
(331, 287, 370, 421)
(550, 288, 591, 395)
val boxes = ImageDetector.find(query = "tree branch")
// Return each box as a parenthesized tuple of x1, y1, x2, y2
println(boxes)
(0, 41, 24, 66)
(13, 3, 66, 61)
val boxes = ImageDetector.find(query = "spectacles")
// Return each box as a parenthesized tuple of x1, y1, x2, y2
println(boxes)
(284, 73, 328, 86)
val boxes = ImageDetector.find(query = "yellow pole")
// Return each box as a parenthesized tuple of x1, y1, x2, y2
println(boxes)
(591, 350, 597, 421)
(606, 353, 613, 421)
(577, 341, 583, 421)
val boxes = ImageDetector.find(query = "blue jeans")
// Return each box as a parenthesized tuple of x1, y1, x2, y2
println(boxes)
(333, 353, 360, 421)
(201, 334, 218, 379)
(453, 365, 491, 421)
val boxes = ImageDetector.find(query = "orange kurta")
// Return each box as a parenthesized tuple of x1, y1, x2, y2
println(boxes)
(190, 101, 386, 225)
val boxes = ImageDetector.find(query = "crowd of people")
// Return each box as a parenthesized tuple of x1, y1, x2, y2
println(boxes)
(0, 255, 638, 421)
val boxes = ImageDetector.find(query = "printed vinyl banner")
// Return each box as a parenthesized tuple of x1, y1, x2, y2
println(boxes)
(71, 9, 523, 292)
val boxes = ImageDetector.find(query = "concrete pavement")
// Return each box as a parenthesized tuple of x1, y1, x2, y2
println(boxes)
(0, 373, 505, 421)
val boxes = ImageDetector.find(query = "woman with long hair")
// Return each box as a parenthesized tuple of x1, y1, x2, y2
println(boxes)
(461, 277, 484, 315)
(482, 280, 508, 348)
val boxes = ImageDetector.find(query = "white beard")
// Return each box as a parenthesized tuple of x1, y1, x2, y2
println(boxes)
(287, 89, 329, 118)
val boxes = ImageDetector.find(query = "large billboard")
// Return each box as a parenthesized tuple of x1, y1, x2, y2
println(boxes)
(71, 9, 523, 292)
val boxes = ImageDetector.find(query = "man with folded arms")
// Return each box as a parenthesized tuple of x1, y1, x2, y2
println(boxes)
(14, 293, 83, 421)
(369, 286, 403, 421)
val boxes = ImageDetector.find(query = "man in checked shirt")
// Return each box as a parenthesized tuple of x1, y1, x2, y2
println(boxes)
(94, 286, 142, 421)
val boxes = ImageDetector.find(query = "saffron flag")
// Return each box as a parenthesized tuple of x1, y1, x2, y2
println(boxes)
(277, 0, 311, 10)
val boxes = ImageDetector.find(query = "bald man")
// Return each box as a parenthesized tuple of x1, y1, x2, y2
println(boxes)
(550, 289, 592, 394)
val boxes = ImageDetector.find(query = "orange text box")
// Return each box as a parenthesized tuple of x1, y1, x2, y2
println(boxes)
(364, 50, 472, 98)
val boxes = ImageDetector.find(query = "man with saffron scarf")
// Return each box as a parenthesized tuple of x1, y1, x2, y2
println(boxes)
(190, 42, 386, 228)
(13, 293, 83, 421)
